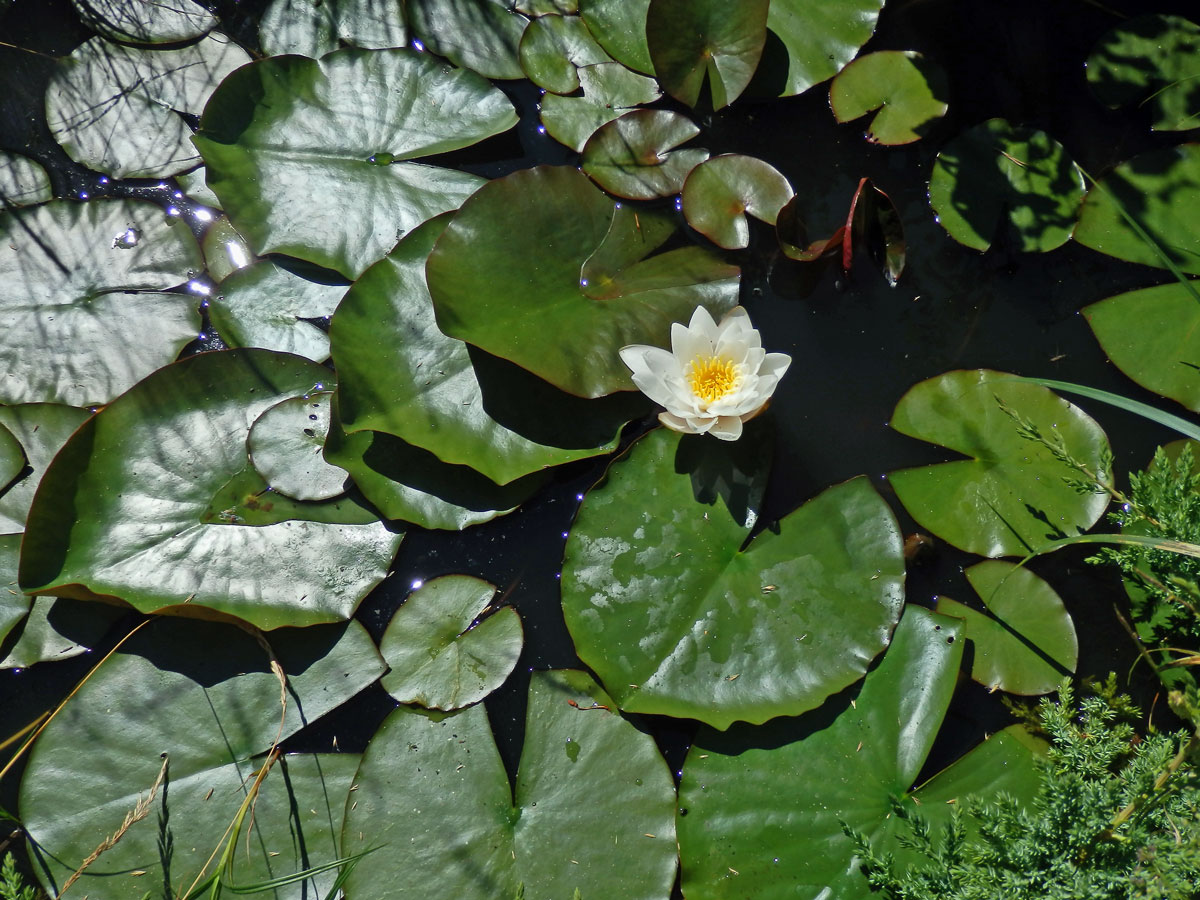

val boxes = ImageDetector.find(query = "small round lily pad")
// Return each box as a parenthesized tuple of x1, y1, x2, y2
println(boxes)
(248, 391, 349, 501)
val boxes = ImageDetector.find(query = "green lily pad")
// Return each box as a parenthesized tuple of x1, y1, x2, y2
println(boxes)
(177, 165, 222, 209)
(1087, 14, 1200, 131)
(47, 34, 250, 179)
(1073, 144, 1200, 274)
(1084, 281, 1200, 411)
(331, 213, 642, 486)
(888, 369, 1112, 557)
(681, 154, 794, 250)
(517, 0, 577, 13)
(259, 0, 408, 58)
(579, 0, 654, 74)
(379, 575, 523, 709)
(646, 0, 769, 109)
(323, 414, 545, 531)
(0, 403, 92, 534)
(428, 166, 739, 398)
(937, 561, 1077, 695)
(20, 615, 380, 899)
(194, 48, 516, 279)
(830, 50, 949, 144)
(341, 669, 677, 900)
(562, 427, 905, 729)
(70, 0, 215, 43)
(210, 261, 345, 361)
(407, 0, 528, 79)
(200, 215, 255, 283)
(0, 198, 203, 406)
(249, 392, 349, 502)
(928, 119, 1085, 253)
(582, 109, 708, 200)
(0, 423, 22, 495)
(518, 13, 608, 93)
(19, 350, 401, 631)
(0, 152, 52, 206)
(0, 535, 29, 649)
(765, 0, 886, 98)
(540, 60, 662, 151)
(678, 606, 1044, 900)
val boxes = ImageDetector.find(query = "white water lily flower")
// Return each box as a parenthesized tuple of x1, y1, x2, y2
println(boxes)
(619, 305, 791, 441)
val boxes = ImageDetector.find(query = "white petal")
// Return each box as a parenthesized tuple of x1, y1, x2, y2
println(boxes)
(687, 305, 720, 337)
(659, 411, 703, 434)
(758, 352, 791, 381)
(708, 415, 744, 441)
(622, 346, 685, 408)
(672, 320, 714, 366)
(716, 306, 759, 346)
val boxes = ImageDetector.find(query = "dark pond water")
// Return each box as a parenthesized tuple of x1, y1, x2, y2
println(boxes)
(1, 0, 1199, 877)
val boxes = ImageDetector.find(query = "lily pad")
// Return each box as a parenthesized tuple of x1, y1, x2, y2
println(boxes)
(331, 213, 642, 486)
(1084, 281, 1200, 411)
(177, 165, 222, 209)
(765, 0, 886, 98)
(928, 118, 1085, 253)
(47, 34, 250, 179)
(937, 561, 1077, 695)
(194, 48, 516, 279)
(0, 152, 52, 206)
(259, 0, 408, 58)
(830, 50, 949, 144)
(428, 166, 739, 398)
(70, 0, 215, 43)
(888, 369, 1112, 557)
(0, 403, 92, 534)
(0, 535, 29, 649)
(646, 0, 769, 109)
(517, 0, 577, 14)
(200, 215, 255, 283)
(579, 0, 654, 74)
(1073, 143, 1200, 274)
(0, 198, 203, 406)
(540, 60, 662, 151)
(249, 392, 349, 502)
(1086, 14, 1200, 131)
(379, 575, 522, 710)
(561, 427, 905, 729)
(323, 415, 545, 531)
(518, 13, 608, 94)
(0, 423, 21, 495)
(678, 606, 1044, 900)
(210, 260, 345, 361)
(681, 154, 794, 250)
(20, 616, 380, 900)
(0, 586, 128, 671)
(582, 109, 708, 200)
(407, 0, 528, 79)
(341, 669, 677, 900)
(19, 350, 401, 631)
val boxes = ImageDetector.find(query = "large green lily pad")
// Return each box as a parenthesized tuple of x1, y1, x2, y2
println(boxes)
(70, 0, 215, 43)
(937, 561, 1077, 695)
(928, 119, 1085, 253)
(518, 13, 609, 93)
(1084, 281, 1200, 412)
(407, 0, 528, 79)
(1073, 143, 1200, 274)
(540, 60, 662, 151)
(579, 0, 654, 74)
(428, 166, 740, 398)
(0, 152, 51, 206)
(764, 0, 885, 98)
(562, 427, 905, 729)
(582, 110, 708, 200)
(646, 0, 768, 109)
(332, 213, 642, 485)
(20, 616, 380, 900)
(1086, 14, 1200, 131)
(194, 48, 516, 279)
(830, 50, 949, 145)
(678, 606, 1044, 900)
(341, 670, 677, 900)
(19, 350, 401, 631)
(259, 0, 408, 57)
(888, 370, 1112, 557)
(47, 34, 250, 179)
(0, 198, 203, 406)
(210, 260, 347, 362)
(379, 575, 523, 710)
(681, 154, 794, 250)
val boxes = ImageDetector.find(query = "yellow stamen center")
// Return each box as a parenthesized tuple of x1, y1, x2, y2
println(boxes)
(688, 355, 740, 404)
